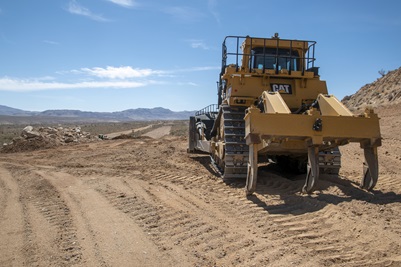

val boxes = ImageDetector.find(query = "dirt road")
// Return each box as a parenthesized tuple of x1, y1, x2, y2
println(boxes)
(105, 125, 154, 139)
(1, 107, 401, 266)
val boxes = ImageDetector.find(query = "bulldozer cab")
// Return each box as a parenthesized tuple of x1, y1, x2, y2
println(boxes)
(222, 35, 317, 74)
(218, 35, 323, 111)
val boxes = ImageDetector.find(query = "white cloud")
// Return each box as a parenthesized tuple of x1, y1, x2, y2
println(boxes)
(0, 77, 146, 92)
(187, 39, 209, 50)
(163, 6, 204, 22)
(176, 82, 199, 86)
(35, 76, 56, 81)
(80, 65, 216, 78)
(81, 66, 159, 79)
(67, 0, 109, 22)
(0, 65, 216, 92)
(208, 0, 221, 25)
(106, 0, 136, 8)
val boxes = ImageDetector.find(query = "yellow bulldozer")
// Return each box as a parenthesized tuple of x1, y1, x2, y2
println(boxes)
(188, 34, 381, 195)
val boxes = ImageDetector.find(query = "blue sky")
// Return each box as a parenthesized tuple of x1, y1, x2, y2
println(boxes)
(0, 0, 400, 112)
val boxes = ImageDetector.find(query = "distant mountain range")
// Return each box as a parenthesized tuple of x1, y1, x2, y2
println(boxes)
(0, 105, 196, 122)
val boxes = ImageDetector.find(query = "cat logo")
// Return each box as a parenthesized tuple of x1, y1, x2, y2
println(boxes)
(271, 84, 292, 94)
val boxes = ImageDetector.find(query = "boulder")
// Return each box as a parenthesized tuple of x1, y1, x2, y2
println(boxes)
(21, 125, 41, 139)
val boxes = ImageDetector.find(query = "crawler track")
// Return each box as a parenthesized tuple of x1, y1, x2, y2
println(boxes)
(221, 105, 249, 178)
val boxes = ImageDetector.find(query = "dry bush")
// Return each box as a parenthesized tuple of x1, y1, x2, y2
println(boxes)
(170, 121, 189, 137)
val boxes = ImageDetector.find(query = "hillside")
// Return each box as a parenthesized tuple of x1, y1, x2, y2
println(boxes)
(0, 105, 35, 116)
(0, 105, 195, 122)
(342, 67, 401, 110)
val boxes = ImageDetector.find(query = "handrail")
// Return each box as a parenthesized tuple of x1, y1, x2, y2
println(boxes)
(195, 104, 219, 116)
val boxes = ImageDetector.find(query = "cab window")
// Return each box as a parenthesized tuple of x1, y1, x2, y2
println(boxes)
(252, 48, 299, 71)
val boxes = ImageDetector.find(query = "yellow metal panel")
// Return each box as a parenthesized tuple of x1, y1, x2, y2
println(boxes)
(317, 94, 353, 116)
(262, 91, 291, 114)
(242, 37, 308, 51)
(245, 107, 381, 146)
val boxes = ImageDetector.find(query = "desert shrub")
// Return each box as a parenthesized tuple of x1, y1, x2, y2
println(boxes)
(170, 121, 188, 137)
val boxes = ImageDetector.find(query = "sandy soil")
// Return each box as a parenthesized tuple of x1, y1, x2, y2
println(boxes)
(142, 125, 172, 139)
(1, 106, 401, 267)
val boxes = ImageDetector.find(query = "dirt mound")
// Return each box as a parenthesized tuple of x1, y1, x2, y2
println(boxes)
(1, 126, 98, 153)
(342, 67, 401, 111)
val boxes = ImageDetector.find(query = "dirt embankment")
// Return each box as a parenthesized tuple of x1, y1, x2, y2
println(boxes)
(1, 107, 401, 267)
(342, 66, 401, 111)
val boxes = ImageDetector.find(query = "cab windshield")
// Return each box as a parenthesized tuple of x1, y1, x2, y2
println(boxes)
(252, 48, 299, 71)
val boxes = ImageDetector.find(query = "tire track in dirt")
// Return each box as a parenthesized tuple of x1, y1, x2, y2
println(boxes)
(142, 177, 260, 266)
(0, 163, 46, 267)
(0, 165, 25, 267)
(142, 171, 297, 265)
(39, 169, 181, 267)
(139, 166, 401, 267)
(1, 161, 179, 267)
(64, 192, 111, 267)
(3, 164, 82, 266)
(156, 171, 333, 266)
(253, 173, 401, 266)
(92, 182, 193, 266)
(251, 188, 358, 265)
(33, 170, 110, 267)
(93, 174, 265, 266)
(375, 174, 401, 195)
(0, 176, 8, 221)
